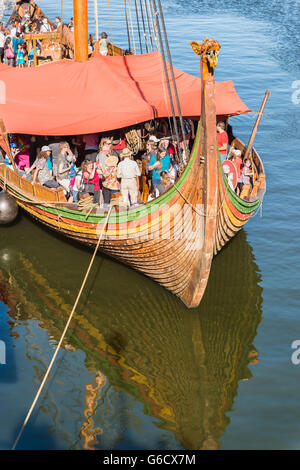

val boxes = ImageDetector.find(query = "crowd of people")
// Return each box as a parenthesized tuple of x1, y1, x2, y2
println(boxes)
(0, 118, 195, 208)
(0, 118, 254, 208)
(217, 120, 255, 198)
(0, 8, 113, 67)
(0, 14, 67, 67)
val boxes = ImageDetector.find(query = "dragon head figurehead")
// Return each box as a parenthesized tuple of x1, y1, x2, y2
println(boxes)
(190, 37, 221, 70)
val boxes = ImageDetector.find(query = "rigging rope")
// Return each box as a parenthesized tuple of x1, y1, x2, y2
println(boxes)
(155, 0, 188, 164)
(139, 0, 149, 53)
(124, 0, 132, 52)
(11, 205, 114, 450)
(149, 0, 182, 163)
(128, 0, 136, 54)
(107, 0, 114, 54)
(144, 0, 153, 51)
(134, 0, 143, 53)
(148, 0, 159, 49)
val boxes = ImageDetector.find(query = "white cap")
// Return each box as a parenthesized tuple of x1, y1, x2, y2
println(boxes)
(149, 135, 160, 143)
(41, 145, 51, 152)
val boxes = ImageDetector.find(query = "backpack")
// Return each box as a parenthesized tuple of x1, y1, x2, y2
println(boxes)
(6, 48, 14, 59)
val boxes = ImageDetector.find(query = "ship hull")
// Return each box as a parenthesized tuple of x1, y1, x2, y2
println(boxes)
(0, 122, 265, 307)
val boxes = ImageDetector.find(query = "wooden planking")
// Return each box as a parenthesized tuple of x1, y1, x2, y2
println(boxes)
(33, 183, 57, 202)
(19, 177, 34, 196)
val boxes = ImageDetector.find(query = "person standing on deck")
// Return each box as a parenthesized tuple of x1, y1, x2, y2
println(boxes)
(68, 18, 74, 32)
(99, 32, 110, 56)
(0, 28, 5, 63)
(15, 43, 25, 68)
(96, 137, 114, 165)
(82, 133, 99, 162)
(149, 149, 171, 190)
(216, 121, 229, 162)
(55, 17, 62, 29)
(40, 18, 51, 33)
(49, 139, 65, 177)
(12, 32, 25, 55)
(117, 148, 141, 206)
(56, 142, 75, 192)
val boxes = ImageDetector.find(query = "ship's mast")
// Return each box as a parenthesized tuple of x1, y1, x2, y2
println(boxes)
(73, 0, 89, 61)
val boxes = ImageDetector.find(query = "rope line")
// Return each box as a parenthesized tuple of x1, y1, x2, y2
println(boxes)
(144, 0, 153, 51)
(155, 0, 188, 163)
(139, 0, 149, 52)
(107, 0, 114, 53)
(128, 0, 136, 54)
(148, 0, 159, 49)
(11, 205, 114, 450)
(124, 0, 132, 52)
(134, 0, 143, 53)
(150, 1, 182, 163)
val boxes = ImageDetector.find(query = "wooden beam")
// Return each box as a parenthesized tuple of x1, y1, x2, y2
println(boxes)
(24, 32, 60, 41)
(73, 0, 89, 62)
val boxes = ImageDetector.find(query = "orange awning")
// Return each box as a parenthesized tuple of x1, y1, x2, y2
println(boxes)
(0, 51, 250, 136)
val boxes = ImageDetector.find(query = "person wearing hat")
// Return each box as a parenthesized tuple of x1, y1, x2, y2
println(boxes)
(24, 150, 60, 188)
(98, 155, 120, 205)
(117, 148, 141, 206)
(148, 135, 160, 144)
(41, 145, 53, 172)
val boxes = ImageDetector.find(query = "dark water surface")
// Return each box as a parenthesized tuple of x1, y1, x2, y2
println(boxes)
(0, 0, 300, 450)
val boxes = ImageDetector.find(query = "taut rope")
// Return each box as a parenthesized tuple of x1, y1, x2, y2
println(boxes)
(107, 0, 114, 54)
(128, 0, 136, 54)
(11, 205, 114, 450)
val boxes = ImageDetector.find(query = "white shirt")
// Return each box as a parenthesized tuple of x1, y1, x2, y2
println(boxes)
(99, 38, 109, 53)
(40, 22, 51, 33)
(74, 171, 82, 191)
(0, 32, 5, 48)
(117, 158, 141, 179)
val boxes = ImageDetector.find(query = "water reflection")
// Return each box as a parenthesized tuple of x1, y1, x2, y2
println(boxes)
(0, 213, 262, 449)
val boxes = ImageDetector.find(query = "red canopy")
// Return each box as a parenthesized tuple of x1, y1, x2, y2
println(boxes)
(0, 51, 250, 136)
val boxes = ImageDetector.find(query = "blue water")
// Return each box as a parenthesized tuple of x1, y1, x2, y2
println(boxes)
(0, 0, 300, 450)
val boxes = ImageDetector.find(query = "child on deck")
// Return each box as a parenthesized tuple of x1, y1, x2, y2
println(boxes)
(237, 157, 253, 198)
(16, 43, 25, 67)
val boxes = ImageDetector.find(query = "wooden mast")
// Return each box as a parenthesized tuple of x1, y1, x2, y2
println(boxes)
(73, 0, 89, 62)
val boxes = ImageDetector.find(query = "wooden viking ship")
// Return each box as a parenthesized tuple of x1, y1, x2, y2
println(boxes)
(0, 1, 267, 308)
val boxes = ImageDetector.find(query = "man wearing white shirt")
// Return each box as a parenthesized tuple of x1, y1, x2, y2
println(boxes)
(0, 30, 5, 63)
(10, 24, 17, 38)
(40, 19, 51, 33)
(117, 148, 141, 206)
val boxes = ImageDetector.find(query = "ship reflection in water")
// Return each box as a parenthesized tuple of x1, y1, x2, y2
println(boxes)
(0, 214, 262, 450)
